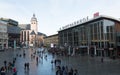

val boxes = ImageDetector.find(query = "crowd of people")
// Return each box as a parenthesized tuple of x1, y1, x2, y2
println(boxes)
(49, 48, 79, 75)
(0, 47, 79, 75)
(0, 58, 17, 75)
(56, 66, 78, 75)
(30, 47, 79, 75)
(51, 58, 79, 75)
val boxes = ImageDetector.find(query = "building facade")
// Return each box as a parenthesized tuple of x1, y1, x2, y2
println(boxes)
(44, 34, 58, 47)
(0, 18, 20, 48)
(20, 14, 46, 47)
(0, 20, 8, 50)
(58, 15, 120, 57)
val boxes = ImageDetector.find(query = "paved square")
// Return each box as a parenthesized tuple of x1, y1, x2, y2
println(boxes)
(0, 48, 120, 75)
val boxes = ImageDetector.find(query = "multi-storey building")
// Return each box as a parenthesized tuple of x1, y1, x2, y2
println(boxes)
(58, 15, 120, 57)
(0, 20, 8, 50)
(0, 18, 20, 48)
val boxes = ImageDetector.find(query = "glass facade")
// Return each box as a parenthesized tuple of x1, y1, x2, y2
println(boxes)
(58, 17, 120, 57)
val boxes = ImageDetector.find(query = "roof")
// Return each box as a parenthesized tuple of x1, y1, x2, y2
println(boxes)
(59, 15, 120, 31)
(37, 32, 47, 36)
(86, 15, 120, 24)
(30, 30, 36, 35)
(0, 18, 18, 26)
(44, 34, 58, 38)
(0, 20, 7, 25)
(18, 24, 30, 30)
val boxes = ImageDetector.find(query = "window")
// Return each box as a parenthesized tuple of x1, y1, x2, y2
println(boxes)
(118, 36, 120, 42)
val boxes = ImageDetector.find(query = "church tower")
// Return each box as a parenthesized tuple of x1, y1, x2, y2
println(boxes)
(30, 14, 38, 34)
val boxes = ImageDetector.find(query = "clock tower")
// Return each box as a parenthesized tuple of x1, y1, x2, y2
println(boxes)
(30, 14, 38, 34)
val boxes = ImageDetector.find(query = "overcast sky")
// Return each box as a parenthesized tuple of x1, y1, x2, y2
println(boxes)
(0, 0, 120, 36)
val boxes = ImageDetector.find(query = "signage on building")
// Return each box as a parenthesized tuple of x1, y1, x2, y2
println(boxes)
(93, 12, 99, 18)
(59, 16, 89, 31)
(109, 48, 113, 50)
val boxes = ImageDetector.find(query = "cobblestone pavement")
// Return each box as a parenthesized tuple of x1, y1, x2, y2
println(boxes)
(0, 48, 120, 75)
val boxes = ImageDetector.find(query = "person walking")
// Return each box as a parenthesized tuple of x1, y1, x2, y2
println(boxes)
(27, 62, 29, 71)
(4, 60, 7, 67)
(36, 56, 39, 63)
(51, 60, 54, 65)
(68, 68, 73, 75)
(101, 57, 104, 63)
(8, 62, 12, 72)
(3, 60, 7, 71)
(0, 67, 6, 75)
(24, 63, 27, 70)
(13, 67, 17, 75)
(56, 66, 63, 75)
(74, 69, 78, 75)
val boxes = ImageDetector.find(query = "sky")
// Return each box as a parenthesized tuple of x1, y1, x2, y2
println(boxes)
(0, 0, 120, 36)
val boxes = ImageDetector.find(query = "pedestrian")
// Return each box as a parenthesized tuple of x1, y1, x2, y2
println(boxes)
(36, 56, 39, 62)
(16, 54, 18, 57)
(4, 60, 7, 67)
(19, 54, 21, 57)
(12, 60, 15, 67)
(24, 63, 27, 70)
(13, 67, 17, 75)
(0, 67, 6, 75)
(27, 62, 29, 71)
(101, 57, 104, 63)
(8, 62, 11, 72)
(52, 52, 55, 58)
(44, 54, 47, 60)
(54, 59, 57, 66)
(62, 66, 66, 75)
(13, 57, 16, 64)
(56, 66, 62, 75)
(23, 53, 26, 57)
(62, 66, 65, 71)
(4, 60, 7, 71)
(45, 54, 47, 58)
(58, 59, 61, 65)
(68, 68, 73, 75)
(31, 54, 33, 60)
(63, 66, 68, 75)
(74, 69, 78, 75)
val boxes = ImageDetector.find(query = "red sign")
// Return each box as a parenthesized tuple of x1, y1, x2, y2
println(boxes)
(94, 12, 99, 18)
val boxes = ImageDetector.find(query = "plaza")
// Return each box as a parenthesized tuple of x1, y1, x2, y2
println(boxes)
(0, 48, 120, 75)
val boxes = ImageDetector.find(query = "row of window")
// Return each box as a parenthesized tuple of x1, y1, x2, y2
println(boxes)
(21, 31, 29, 41)
(0, 39, 7, 42)
(59, 20, 115, 48)
(0, 33, 8, 38)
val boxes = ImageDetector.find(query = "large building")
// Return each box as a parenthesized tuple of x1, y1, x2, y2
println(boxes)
(19, 14, 46, 47)
(0, 18, 20, 48)
(0, 20, 8, 50)
(44, 34, 58, 47)
(58, 15, 120, 57)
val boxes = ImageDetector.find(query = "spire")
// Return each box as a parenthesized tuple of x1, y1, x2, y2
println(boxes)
(33, 13, 35, 17)
(31, 13, 37, 21)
